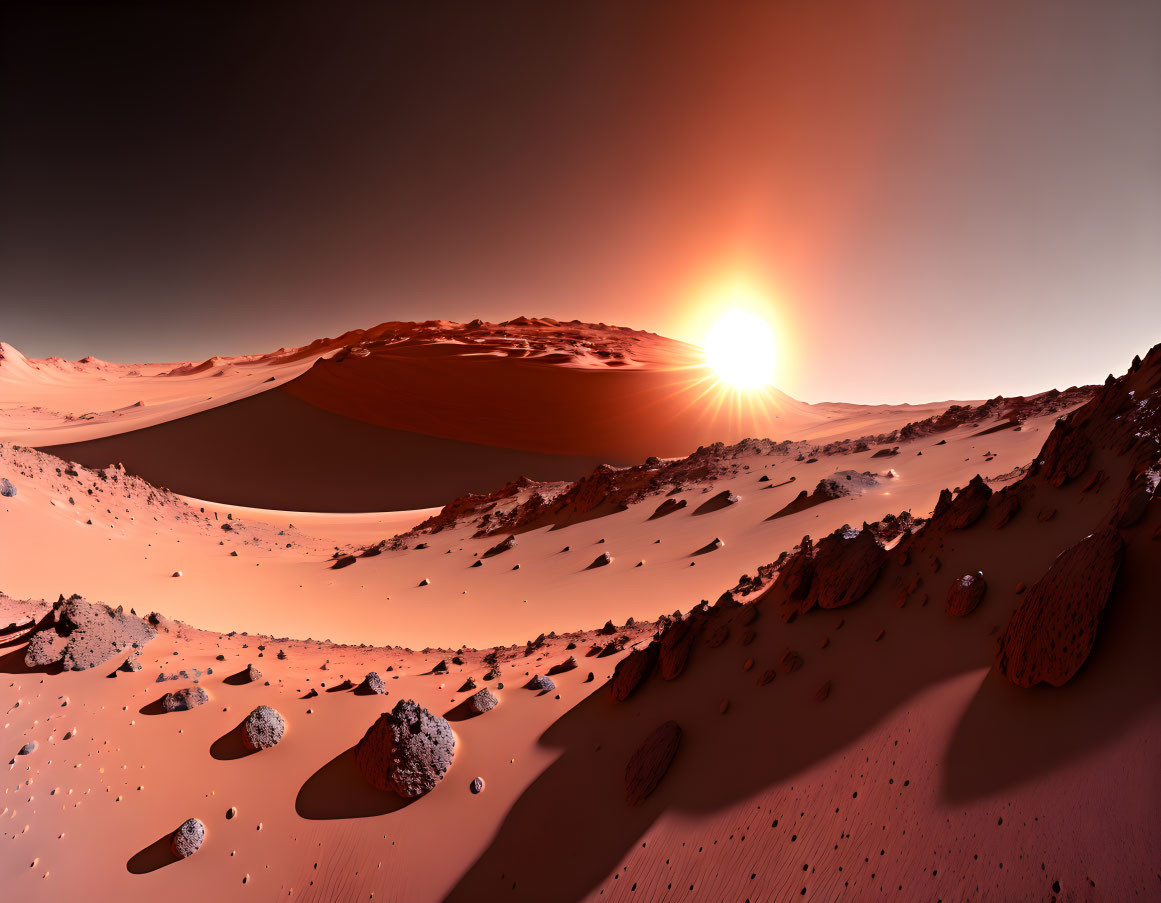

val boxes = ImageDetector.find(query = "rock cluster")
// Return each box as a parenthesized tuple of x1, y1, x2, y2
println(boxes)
(161, 686, 209, 712)
(23, 594, 156, 671)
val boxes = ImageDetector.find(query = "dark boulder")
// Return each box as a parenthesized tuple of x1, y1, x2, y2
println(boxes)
(354, 699, 455, 798)
(241, 705, 285, 750)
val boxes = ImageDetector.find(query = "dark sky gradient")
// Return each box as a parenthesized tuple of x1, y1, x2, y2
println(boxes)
(2, 1, 1158, 402)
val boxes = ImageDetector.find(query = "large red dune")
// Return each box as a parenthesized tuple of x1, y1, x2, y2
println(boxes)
(6, 320, 988, 510)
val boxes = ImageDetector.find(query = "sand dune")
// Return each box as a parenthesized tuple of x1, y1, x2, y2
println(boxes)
(6, 319, 1028, 510)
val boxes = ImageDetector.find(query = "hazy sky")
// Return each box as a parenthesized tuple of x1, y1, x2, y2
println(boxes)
(2, 1, 1158, 403)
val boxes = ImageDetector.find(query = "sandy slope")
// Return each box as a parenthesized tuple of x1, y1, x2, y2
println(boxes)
(2, 412, 1060, 650)
(1, 330, 1157, 903)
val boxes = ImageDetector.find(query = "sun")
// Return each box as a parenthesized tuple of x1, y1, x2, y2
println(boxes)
(703, 310, 777, 389)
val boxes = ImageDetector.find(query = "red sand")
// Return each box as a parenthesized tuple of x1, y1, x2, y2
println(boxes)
(1, 323, 1157, 902)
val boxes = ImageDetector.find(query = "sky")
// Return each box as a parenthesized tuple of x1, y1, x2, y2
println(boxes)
(1, 1, 1158, 403)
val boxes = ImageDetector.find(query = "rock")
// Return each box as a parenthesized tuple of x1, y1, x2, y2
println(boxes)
(470, 777, 485, 794)
(120, 656, 142, 672)
(332, 555, 357, 569)
(693, 537, 724, 555)
(356, 671, 387, 694)
(599, 620, 617, 635)
(171, 818, 205, 859)
(0, 477, 16, 497)
(547, 656, 577, 675)
(354, 699, 455, 798)
(161, 686, 209, 712)
(807, 527, 887, 610)
(997, 527, 1125, 687)
(932, 475, 993, 529)
(527, 674, 556, 692)
(466, 688, 498, 715)
(1037, 421, 1093, 486)
(624, 721, 681, 805)
(588, 552, 613, 569)
(24, 630, 68, 668)
(483, 535, 516, 557)
(432, 659, 449, 674)
(609, 645, 658, 702)
(781, 650, 804, 674)
(172, 571, 183, 578)
(419, 578, 430, 586)
(22, 594, 157, 671)
(17, 740, 37, 756)
(658, 617, 694, 680)
(243, 663, 262, 682)
(241, 705, 285, 750)
(693, 490, 739, 515)
(470, 559, 483, 568)
(946, 572, 987, 616)
(649, 498, 687, 519)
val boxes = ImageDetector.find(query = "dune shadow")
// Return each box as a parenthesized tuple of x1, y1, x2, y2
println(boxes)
(295, 748, 413, 819)
(210, 722, 260, 761)
(126, 832, 180, 874)
(445, 497, 1161, 902)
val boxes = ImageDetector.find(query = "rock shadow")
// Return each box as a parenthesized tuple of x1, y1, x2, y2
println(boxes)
(295, 747, 413, 819)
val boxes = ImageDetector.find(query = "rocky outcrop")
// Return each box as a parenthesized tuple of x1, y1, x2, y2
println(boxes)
(997, 527, 1125, 687)
(931, 475, 992, 529)
(945, 572, 987, 617)
(22, 594, 156, 671)
(658, 616, 695, 680)
(1037, 420, 1093, 487)
(609, 645, 658, 702)
(241, 705, 285, 750)
(625, 721, 682, 805)
(354, 699, 455, 798)
(806, 528, 887, 610)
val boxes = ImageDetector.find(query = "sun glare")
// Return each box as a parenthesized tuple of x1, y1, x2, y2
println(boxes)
(704, 310, 777, 389)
